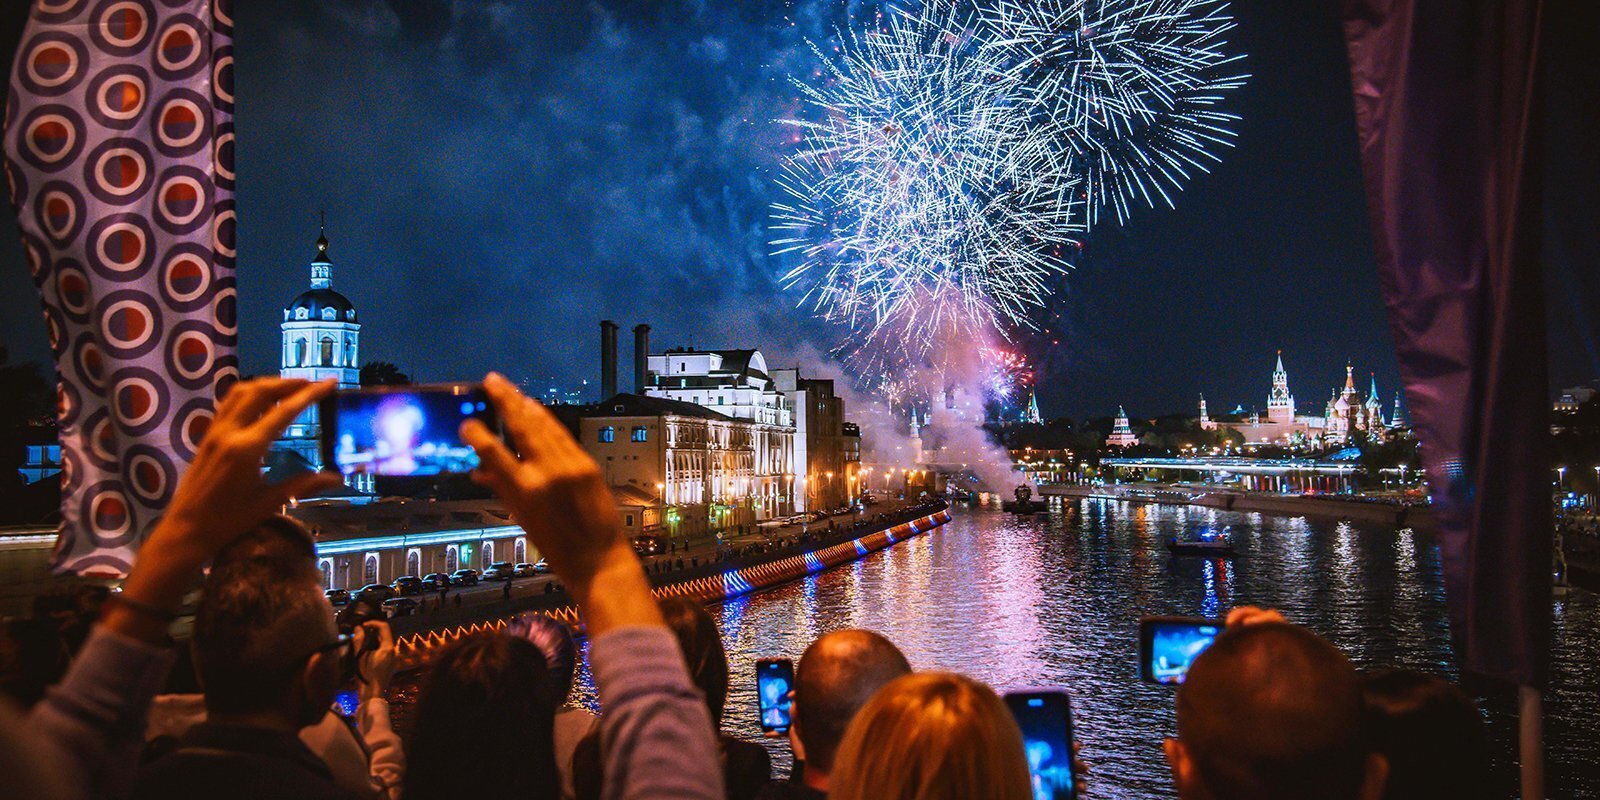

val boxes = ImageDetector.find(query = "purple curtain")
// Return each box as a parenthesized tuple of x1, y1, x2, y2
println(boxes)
(1343, 0, 1549, 686)
(4, 0, 237, 575)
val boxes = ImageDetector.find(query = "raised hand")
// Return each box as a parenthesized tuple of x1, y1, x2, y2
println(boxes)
(462, 373, 662, 635)
(156, 378, 342, 563)
(106, 377, 342, 643)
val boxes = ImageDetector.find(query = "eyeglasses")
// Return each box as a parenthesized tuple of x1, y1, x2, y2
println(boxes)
(307, 632, 354, 661)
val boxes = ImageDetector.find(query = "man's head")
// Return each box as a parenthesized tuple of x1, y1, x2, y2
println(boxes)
(793, 629, 911, 779)
(192, 518, 341, 727)
(1165, 622, 1385, 800)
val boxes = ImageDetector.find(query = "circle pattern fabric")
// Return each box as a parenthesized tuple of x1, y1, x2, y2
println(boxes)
(4, 0, 233, 576)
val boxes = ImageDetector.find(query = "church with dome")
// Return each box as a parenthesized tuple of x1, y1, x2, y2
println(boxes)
(1201, 351, 1405, 448)
(271, 225, 370, 491)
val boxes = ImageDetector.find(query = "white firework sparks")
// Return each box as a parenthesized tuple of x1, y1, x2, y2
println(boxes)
(771, 4, 1086, 370)
(771, 0, 1244, 381)
(984, 0, 1248, 225)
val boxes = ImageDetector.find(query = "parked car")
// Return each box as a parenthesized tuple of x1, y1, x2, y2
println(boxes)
(449, 569, 480, 587)
(422, 572, 451, 591)
(534, 559, 550, 574)
(357, 583, 397, 602)
(512, 562, 538, 578)
(482, 562, 515, 581)
(381, 597, 420, 618)
(631, 535, 664, 557)
(324, 588, 351, 606)
(390, 576, 424, 596)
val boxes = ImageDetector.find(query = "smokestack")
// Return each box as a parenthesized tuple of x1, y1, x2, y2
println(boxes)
(600, 320, 619, 399)
(633, 324, 651, 394)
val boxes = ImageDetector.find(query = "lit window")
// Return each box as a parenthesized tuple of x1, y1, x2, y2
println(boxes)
(599, 426, 615, 443)
(632, 426, 648, 442)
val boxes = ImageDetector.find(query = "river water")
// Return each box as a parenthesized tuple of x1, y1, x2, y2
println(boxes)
(692, 499, 1598, 799)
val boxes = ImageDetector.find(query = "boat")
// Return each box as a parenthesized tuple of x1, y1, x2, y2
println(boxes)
(1001, 484, 1049, 514)
(1166, 528, 1236, 557)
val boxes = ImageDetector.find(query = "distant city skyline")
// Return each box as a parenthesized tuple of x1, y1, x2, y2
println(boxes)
(1, 1, 1593, 421)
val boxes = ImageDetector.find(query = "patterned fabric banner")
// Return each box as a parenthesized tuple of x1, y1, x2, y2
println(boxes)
(4, 0, 237, 576)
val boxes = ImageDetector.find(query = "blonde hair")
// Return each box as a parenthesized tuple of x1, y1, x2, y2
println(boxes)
(829, 672, 1033, 800)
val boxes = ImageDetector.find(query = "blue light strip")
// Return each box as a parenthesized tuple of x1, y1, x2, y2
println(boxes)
(721, 571, 754, 597)
(804, 552, 825, 573)
(314, 525, 524, 556)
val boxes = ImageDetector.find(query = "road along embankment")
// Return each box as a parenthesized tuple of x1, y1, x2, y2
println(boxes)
(387, 505, 954, 671)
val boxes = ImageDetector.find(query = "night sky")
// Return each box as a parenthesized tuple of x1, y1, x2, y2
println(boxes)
(1, 1, 1594, 420)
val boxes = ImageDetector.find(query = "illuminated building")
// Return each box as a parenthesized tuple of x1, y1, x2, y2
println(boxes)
(1107, 406, 1138, 448)
(774, 369, 854, 511)
(272, 225, 372, 492)
(1208, 353, 1397, 446)
(641, 345, 796, 520)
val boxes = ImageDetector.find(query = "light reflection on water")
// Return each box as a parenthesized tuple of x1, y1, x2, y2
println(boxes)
(496, 501, 1600, 797)
(689, 500, 1598, 799)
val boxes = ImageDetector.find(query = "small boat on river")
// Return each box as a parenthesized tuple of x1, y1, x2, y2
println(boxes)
(1166, 528, 1236, 557)
(1002, 484, 1049, 514)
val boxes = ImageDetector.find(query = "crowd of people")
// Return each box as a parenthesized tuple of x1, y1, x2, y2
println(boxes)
(0, 375, 1498, 800)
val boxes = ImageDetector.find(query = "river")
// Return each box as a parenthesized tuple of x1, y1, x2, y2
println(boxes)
(682, 499, 1597, 798)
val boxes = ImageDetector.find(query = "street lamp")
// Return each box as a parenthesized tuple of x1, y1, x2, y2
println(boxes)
(1557, 466, 1567, 489)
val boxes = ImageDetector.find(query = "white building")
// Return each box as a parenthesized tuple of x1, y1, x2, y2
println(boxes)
(642, 347, 795, 520)
(274, 226, 370, 491)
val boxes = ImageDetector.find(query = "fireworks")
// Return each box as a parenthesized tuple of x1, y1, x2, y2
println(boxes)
(981, 346, 1035, 401)
(772, 0, 1243, 386)
(771, 3, 1086, 370)
(984, 0, 1248, 226)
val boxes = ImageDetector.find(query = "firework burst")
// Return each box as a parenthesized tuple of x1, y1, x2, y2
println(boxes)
(772, 0, 1243, 389)
(771, 3, 1086, 371)
(984, 0, 1248, 226)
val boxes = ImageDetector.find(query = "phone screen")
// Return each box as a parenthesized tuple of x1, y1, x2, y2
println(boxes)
(1141, 617, 1222, 685)
(321, 384, 496, 477)
(1004, 691, 1075, 800)
(334, 690, 360, 717)
(756, 658, 794, 733)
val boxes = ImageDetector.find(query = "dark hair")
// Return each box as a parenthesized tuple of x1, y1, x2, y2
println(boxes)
(192, 560, 332, 715)
(1362, 669, 1493, 800)
(510, 614, 579, 704)
(795, 629, 911, 773)
(1176, 622, 1368, 800)
(658, 597, 728, 727)
(404, 633, 560, 800)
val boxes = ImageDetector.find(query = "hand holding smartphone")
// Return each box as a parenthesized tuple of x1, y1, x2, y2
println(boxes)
(756, 658, 794, 734)
(320, 383, 500, 477)
(1003, 689, 1076, 800)
(1139, 616, 1222, 685)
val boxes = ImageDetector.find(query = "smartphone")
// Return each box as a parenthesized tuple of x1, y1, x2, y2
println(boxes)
(1003, 689, 1076, 800)
(756, 658, 794, 734)
(1140, 616, 1223, 685)
(334, 689, 360, 717)
(320, 383, 498, 477)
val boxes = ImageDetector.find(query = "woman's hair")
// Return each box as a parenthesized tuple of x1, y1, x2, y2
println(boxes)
(658, 597, 729, 727)
(829, 671, 1032, 800)
(1362, 669, 1493, 800)
(404, 633, 559, 800)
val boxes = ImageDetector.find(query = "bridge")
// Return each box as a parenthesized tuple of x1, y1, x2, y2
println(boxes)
(1097, 456, 1366, 494)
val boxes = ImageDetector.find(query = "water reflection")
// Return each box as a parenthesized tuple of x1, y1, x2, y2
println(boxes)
(700, 502, 1597, 798)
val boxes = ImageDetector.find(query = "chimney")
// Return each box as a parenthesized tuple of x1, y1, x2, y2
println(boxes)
(600, 320, 619, 400)
(633, 324, 651, 394)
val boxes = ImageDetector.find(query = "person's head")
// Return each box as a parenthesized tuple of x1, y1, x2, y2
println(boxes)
(509, 613, 580, 704)
(792, 628, 911, 779)
(830, 671, 1031, 800)
(1362, 669, 1492, 800)
(405, 632, 559, 800)
(658, 597, 728, 727)
(1166, 622, 1386, 800)
(191, 519, 340, 727)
